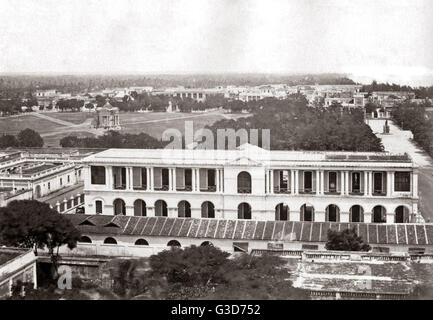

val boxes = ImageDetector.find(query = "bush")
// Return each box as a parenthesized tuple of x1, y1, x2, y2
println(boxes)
(326, 227, 371, 251)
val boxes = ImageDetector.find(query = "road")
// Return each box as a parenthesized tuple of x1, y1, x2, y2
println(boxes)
(367, 118, 433, 221)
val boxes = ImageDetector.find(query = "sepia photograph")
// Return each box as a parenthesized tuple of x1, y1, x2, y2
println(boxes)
(0, 0, 433, 311)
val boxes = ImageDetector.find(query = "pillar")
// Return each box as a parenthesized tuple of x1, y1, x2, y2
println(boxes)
(106, 166, 113, 189)
(316, 171, 320, 195)
(363, 171, 368, 195)
(345, 171, 350, 194)
(294, 170, 299, 194)
(315, 211, 325, 222)
(320, 170, 324, 195)
(290, 170, 295, 194)
(291, 210, 300, 222)
(386, 171, 392, 196)
(340, 212, 350, 223)
(386, 212, 395, 224)
(150, 167, 154, 191)
(368, 171, 373, 196)
(413, 170, 418, 198)
(146, 167, 150, 190)
(364, 211, 372, 223)
(270, 169, 274, 194)
(340, 171, 345, 195)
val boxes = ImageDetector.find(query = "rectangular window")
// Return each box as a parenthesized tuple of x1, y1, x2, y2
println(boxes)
(113, 167, 126, 189)
(373, 172, 383, 194)
(352, 172, 361, 193)
(60, 178, 62, 186)
(395, 172, 410, 192)
(328, 172, 337, 192)
(304, 171, 312, 191)
(162, 168, 169, 189)
(67, 175, 70, 183)
(185, 169, 192, 190)
(95, 200, 103, 214)
(280, 170, 289, 190)
(48, 182, 50, 190)
(91, 166, 106, 185)
(208, 169, 216, 189)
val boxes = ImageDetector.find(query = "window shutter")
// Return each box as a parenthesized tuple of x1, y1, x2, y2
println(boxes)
(132, 168, 141, 187)
(273, 170, 280, 189)
(154, 167, 162, 188)
(176, 168, 185, 189)
(199, 169, 207, 189)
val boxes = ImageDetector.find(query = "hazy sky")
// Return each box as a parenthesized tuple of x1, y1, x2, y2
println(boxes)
(1, 0, 432, 85)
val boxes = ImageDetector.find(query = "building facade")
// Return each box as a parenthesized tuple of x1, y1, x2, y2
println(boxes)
(82, 144, 419, 224)
(0, 153, 80, 199)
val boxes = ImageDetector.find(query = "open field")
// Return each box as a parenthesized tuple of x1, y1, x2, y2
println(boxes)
(0, 111, 249, 147)
(0, 114, 65, 134)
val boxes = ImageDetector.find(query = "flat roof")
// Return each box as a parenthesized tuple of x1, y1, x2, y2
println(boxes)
(82, 144, 413, 168)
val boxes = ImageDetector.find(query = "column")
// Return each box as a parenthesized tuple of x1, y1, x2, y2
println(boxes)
(146, 168, 150, 190)
(413, 170, 419, 198)
(340, 171, 345, 195)
(294, 170, 299, 194)
(172, 168, 176, 191)
(216, 169, 220, 192)
(386, 212, 395, 224)
(315, 170, 320, 195)
(364, 211, 372, 223)
(150, 167, 154, 191)
(107, 166, 113, 189)
(320, 170, 324, 195)
(368, 171, 373, 196)
(363, 171, 368, 195)
(315, 211, 325, 222)
(270, 169, 274, 194)
(290, 170, 295, 194)
(345, 171, 350, 194)
(386, 171, 392, 196)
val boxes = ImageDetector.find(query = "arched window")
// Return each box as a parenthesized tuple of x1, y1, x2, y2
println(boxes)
(275, 203, 289, 221)
(134, 199, 147, 216)
(395, 206, 410, 223)
(104, 237, 117, 244)
(238, 202, 251, 219)
(178, 200, 191, 218)
(79, 236, 92, 243)
(135, 239, 149, 246)
(237, 171, 251, 193)
(326, 204, 340, 222)
(350, 205, 364, 223)
(167, 240, 181, 247)
(373, 205, 386, 223)
(113, 199, 126, 215)
(300, 204, 314, 222)
(201, 201, 215, 218)
(155, 200, 168, 217)
(201, 241, 213, 247)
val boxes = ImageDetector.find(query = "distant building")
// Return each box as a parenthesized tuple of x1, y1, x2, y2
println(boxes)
(0, 248, 37, 298)
(0, 152, 80, 199)
(94, 101, 121, 130)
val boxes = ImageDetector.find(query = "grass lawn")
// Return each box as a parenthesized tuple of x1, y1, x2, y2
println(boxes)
(47, 112, 94, 124)
(0, 114, 65, 134)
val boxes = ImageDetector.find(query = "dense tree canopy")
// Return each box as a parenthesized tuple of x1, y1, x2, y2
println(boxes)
(206, 95, 383, 151)
(107, 246, 308, 300)
(17, 128, 44, 147)
(326, 228, 371, 251)
(0, 200, 81, 255)
(392, 100, 433, 156)
(60, 131, 165, 149)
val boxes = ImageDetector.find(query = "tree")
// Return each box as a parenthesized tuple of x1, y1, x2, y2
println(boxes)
(17, 128, 44, 147)
(0, 200, 81, 276)
(0, 134, 19, 148)
(325, 227, 371, 251)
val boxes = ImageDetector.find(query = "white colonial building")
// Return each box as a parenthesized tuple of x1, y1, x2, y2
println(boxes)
(81, 144, 419, 225)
